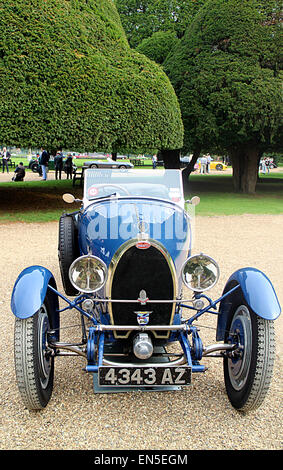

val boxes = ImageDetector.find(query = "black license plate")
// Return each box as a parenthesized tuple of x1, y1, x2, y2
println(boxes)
(98, 366, 191, 387)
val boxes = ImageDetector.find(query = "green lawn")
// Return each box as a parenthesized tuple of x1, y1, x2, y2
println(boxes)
(186, 173, 283, 215)
(0, 170, 282, 223)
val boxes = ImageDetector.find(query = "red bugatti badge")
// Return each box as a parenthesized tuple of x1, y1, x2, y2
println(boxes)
(136, 241, 151, 249)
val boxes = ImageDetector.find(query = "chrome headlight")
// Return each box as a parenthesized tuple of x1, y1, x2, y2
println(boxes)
(69, 255, 107, 293)
(182, 254, 219, 292)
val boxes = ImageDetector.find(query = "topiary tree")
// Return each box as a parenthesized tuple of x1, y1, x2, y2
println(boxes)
(136, 31, 179, 65)
(164, 0, 282, 193)
(0, 0, 183, 156)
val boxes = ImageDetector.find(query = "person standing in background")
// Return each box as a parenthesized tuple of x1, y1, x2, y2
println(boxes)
(2, 147, 10, 173)
(206, 154, 212, 173)
(261, 158, 267, 175)
(64, 153, 73, 179)
(152, 154, 157, 169)
(39, 148, 50, 180)
(200, 155, 207, 174)
(54, 151, 63, 180)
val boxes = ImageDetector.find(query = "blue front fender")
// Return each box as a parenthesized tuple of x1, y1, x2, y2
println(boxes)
(216, 267, 281, 341)
(11, 266, 59, 320)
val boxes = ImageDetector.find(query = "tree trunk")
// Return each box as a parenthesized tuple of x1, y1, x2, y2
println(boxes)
(160, 149, 181, 169)
(230, 144, 260, 194)
(241, 145, 260, 193)
(111, 152, 117, 161)
(182, 147, 201, 191)
(230, 147, 244, 192)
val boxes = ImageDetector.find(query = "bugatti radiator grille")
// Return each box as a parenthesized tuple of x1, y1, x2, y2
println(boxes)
(109, 245, 175, 338)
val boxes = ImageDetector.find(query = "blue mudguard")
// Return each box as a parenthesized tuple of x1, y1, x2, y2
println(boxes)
(11, 265, 59, 321)
(216, 267, 281, 341)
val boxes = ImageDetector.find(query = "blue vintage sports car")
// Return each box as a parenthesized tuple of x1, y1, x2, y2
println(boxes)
(11, 169, 281, 411)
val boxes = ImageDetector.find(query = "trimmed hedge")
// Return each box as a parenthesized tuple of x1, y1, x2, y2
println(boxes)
(0, 0, 183, 153)
(136, 31, 179, 65)
(164, 0, 282, 154)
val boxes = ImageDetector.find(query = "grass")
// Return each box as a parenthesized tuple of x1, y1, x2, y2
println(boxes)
(0, 170, 282, 223)
(186, 173, 283, 216)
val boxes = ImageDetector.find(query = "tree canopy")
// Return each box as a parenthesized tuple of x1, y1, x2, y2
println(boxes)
(0, 0, 183, 154)
(164, 0, 283, 192)
(115, 0, 206, 48)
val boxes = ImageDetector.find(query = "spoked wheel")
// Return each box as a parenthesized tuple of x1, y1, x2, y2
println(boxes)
(224, 304, 275, 412)
(14, 293, 55, 410)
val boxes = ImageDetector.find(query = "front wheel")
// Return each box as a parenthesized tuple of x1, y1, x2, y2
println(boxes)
(14, 293, 55, 410)
(224, 304, 275, 412)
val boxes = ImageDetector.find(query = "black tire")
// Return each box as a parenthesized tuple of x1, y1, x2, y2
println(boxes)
(119, 165, 127, 169)
(215, 164, 223, 171)
(31, 162, 39, 173)
(224, 304, 275, 412)
(90, 164, 98, 168)
(58, 215, 79, 296)
(14, 292, 55, 410)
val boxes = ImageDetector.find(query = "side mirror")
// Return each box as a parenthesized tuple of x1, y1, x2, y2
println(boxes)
(63, 193, 76, 203)
(185, 196, 200, 206)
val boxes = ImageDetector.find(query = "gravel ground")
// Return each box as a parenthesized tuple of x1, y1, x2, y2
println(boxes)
(0, 215, 282, 451)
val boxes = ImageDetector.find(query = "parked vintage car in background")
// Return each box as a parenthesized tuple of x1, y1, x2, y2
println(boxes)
(83, 157, 134, 169)
(28, 155, 42, 173)
(11, 169, 280, 411)
(28, 155, 77, 175)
